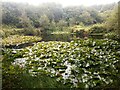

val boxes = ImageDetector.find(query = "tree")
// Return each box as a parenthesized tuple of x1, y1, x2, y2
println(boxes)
(2, 2, 21, 26)
(69, 18, 76, 26)
(39, 15, 50, 34)
(19, 9, 34, 35)
(105, 5, 118, 32)
(39, 15, 50, 28)
(50, 20, 57, 32)
(118, 2, 120, 38)
(57, 20, 67, 31)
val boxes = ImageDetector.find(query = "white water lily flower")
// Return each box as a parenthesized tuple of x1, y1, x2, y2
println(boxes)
(97, 75, 101, 80)
(72, 78, 78, 83)
(88, 55, 90, 58)
(85, 84, 89, 88)
(65, 64, 72, 74)
(92, 41, 96, 46)
(99, 55, 102, 58)
(62, 73, 69, 80)
(13, 58, 27, 67)
(82, 78, 88, 83)
(71, 78, 78, 87)
(74, 43, 78, 46)
(105, 58, 108, 61)
(29, 52, 32, 55)
(86, 63, 89, 67)
(64, 61, 68, 65)
(35, 57, 39, 61)
(93, 72, 98, 75)
(38, 67, 42, 70)
(51, 69, 55, 74)
(12, 50, 17, 53)
(71, 64, 77, 70)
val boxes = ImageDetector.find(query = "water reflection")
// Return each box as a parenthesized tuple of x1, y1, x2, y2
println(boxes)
(41, 33, 86, 42)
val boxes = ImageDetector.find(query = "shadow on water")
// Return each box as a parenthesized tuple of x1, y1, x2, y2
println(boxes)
(41, 33, 104, 42)
(41, 33, 87, 42)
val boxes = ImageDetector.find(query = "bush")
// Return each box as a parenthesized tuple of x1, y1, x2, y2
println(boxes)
(1, 28, 24, 38)
(75, 29, 87, 37)
(89, 24, 107, 34)
(105, 32, 119, 40)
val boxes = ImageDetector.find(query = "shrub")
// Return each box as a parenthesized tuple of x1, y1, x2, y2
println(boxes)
(75, 29, 86, 37)
(105, 32, 119, 40)
(89, 24, 107, 34)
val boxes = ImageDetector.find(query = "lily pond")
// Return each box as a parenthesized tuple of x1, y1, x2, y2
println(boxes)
(2, 36, 120, 88)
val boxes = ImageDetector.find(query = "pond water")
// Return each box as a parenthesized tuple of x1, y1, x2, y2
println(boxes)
(41, 33, 104, 42)
(41, 33, 86, 42)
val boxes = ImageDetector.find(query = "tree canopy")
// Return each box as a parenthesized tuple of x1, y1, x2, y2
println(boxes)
(2, 2, 117, 27)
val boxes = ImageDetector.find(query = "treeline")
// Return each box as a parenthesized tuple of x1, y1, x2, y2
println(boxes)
(2, 2, 116, 27)
(1, 2, 119, 39)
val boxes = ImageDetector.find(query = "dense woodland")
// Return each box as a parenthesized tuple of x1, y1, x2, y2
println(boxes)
(1, 1, 120, 89)
(1, 2, 120, 37)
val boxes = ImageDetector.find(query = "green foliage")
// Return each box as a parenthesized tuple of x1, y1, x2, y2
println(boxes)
(118, 2, 120, 39)
(1, 25, 41, 38)
(23, 26, 35, 36)
(105, 6, 118, 32)
(74, 29, 88, 38)
(2, 2, 21, 26)
(2, 2, 112, 29)
(105, 4, 120, 39)
(0, 28, 24, 38)
(2, 35, 42, 47)
(89, 24, 107, 34)
(2, 2, 118, 37)
(2, 49, 67, 89)
(105, 32, 119, 40)
(3, 39, 120, 88)
(71, 25, 86, 33)
(39, 15, 50, 28)
(1, 2, 120, 89)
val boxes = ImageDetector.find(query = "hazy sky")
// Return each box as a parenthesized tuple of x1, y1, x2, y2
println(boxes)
(2, 0, 119, 7)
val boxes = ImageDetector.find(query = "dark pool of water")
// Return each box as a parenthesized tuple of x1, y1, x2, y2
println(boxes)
(41, 33, 86, 42)
(41, 33, 104, 42)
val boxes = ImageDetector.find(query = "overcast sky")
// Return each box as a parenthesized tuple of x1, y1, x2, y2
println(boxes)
(2, 0, 119, 7)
